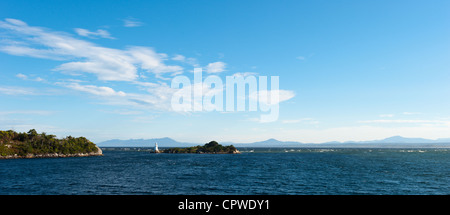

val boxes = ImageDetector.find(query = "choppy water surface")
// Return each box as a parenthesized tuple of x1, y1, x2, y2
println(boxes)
(0, 148, 449, 195)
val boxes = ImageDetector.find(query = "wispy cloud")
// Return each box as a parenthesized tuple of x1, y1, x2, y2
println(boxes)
(296, 56, 306, 61)
(123, 17, 144, 27)
(232, 72, 258, 77)
(0, 18, 182, 82)
(74, 28, 115, 39)
(0, 85, 62, 96)
(0, 18, 296, 116)
(172, 54, 198, 66)
(0, 86, 41, 95)
(15, 73, 45, 82)
(55, 80, 178, 112)
(61, 82, 127, 97)
(205, 61, 226, 73)
(296, 53, 315, 61)
(249, 90, 295, 105)
(16, 73, 27, 80)
(0, 110, 54, 116)
(172, 54, 186, 61)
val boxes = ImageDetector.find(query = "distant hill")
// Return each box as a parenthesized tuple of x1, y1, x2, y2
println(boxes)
(236, 138, 303, 147)
(336, 136, 450, 146)
(355, 136, 435, 144)
(97, 136, 450, 148)
(232, 136, 450, 147)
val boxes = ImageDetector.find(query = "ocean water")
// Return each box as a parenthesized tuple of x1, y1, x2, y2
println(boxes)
(0, 148, 449, 195)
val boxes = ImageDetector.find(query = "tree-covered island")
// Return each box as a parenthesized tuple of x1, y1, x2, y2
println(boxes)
(0, 129, 102, 159)
(161, 141, 240, 154)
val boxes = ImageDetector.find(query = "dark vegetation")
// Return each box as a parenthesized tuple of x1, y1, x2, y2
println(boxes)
(0, 129, 99, 157)
(163, 141, 239, 154)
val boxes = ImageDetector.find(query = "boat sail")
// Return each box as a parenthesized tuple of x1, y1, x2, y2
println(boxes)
(154, 142, 160, 153)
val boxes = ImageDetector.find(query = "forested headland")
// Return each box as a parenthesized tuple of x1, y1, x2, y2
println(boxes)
(162, 141, 240, 154)
(0, 129, 102, 159)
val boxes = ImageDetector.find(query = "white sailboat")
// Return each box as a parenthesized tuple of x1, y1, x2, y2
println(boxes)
(154, 142, 160, 153)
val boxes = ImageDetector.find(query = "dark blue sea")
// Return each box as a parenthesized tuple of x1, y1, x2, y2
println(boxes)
(1, 148, 449, 195)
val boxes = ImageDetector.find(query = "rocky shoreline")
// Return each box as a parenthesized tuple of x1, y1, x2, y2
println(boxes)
(156, 149, 241, 154)
(154, 141, 241, 154)
(0, 146, 103, 159)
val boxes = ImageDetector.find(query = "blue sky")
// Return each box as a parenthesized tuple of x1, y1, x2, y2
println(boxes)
(0, 0, 449, 143)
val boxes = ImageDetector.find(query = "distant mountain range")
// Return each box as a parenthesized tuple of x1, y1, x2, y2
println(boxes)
(98, 137, 194, 147)
(97, 136, 450, 148)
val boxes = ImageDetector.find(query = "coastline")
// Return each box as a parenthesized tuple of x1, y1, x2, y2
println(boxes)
(0, 146, 103, 159)
(154, 149, 241, 154)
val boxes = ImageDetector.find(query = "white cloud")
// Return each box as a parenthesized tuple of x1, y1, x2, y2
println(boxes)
(0, 86, 40, 95)
(0, 85, 61, 96)
(62, 82, 126, 97)
(74, 28, 114, 39)
(0, 19, 297, 117)
(16, 73, 45, 82)
(296, 56, 305, 60)
(249, 90, 295, 105)
(56, 80, 180, 112)
(4, 18, 27, 26)
(0, 45, 64, 60)
(128, 46, 183, 75)
(206, 61, 226, 73)
(54, 59, 137, 81)
(16, 73, 27, 80)
(0, 18, 183, 82)
(231, 72, 258, 77)
(172, 54, 198, 67)
(123, 17, 143, 27)
(34, 77, 45, 82)
(0, 110, 54, 116)
(172, 54, 186, 61)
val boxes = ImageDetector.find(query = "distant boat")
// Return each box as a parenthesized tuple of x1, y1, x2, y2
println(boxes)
(153, 142, 161, 153)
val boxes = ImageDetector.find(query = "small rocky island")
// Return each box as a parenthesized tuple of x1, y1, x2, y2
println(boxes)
(156, 141, 240, 154)
(0, 129, 102, 159)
